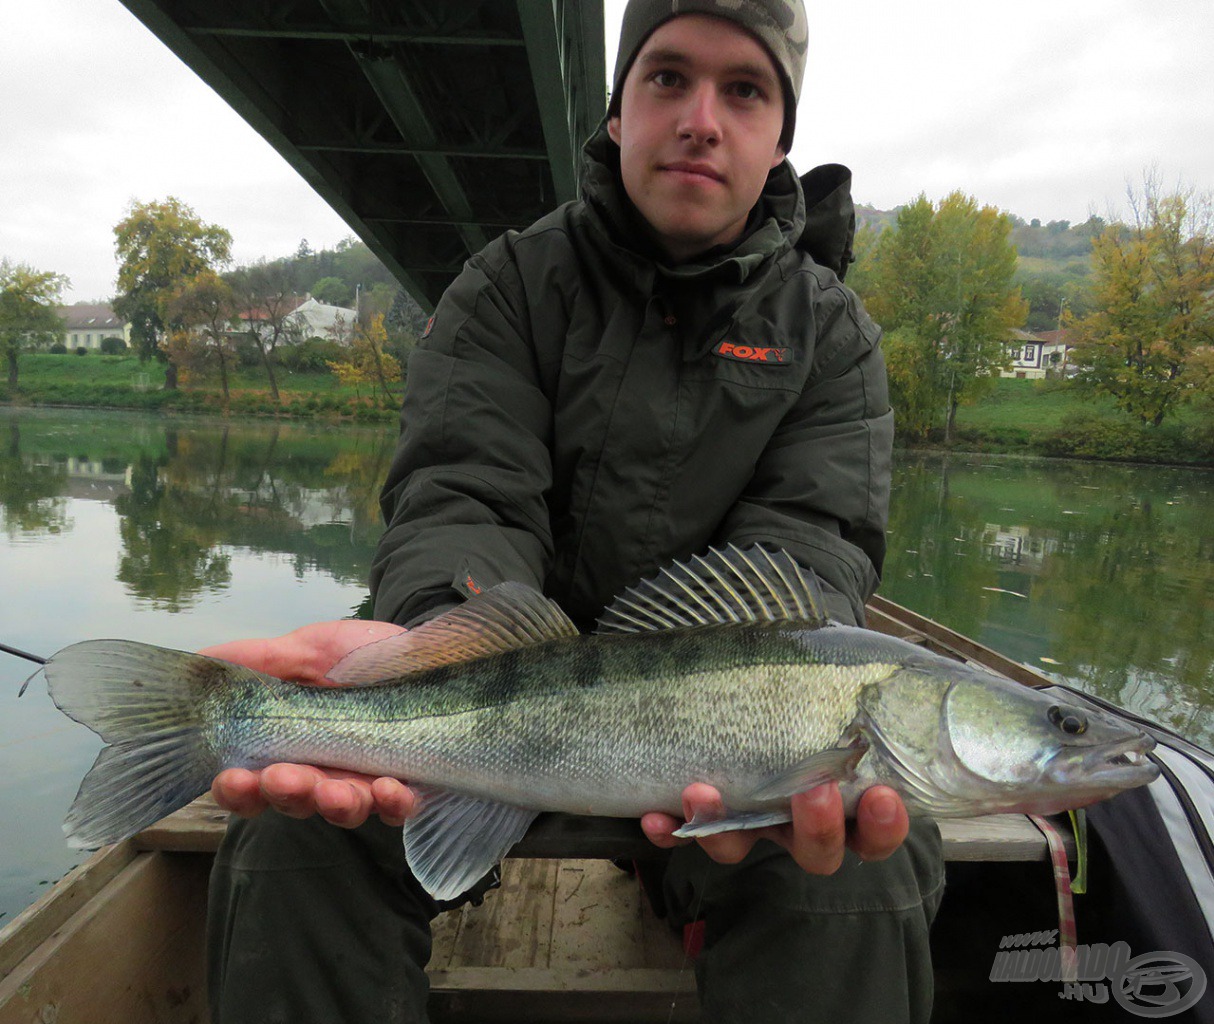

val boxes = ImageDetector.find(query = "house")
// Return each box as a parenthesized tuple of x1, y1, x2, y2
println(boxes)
(235, 295, 358, 346)
(1001, 328, 1072, 379)
(57, 303, 130, 351)
(292, 297, 358, 344)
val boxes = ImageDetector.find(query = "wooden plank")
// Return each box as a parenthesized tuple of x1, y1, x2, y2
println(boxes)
(0, 852, 211, 1024)
(0, 841, 138, 983)
(139, 794, 1061, 863)
(441, 859, 560, 971)
(549, 861, 648, 969)
(428, 966, 698, 1023)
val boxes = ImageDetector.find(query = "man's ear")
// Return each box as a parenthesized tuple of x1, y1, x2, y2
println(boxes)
(770, 145, 786, 170)
(607, 115, 622, 146)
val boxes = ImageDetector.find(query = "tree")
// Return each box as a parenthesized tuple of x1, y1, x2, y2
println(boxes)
(0, 259, 69, 393)
(163, 270, 240, 403)
(327, 314, 402, 403)
(113, 197, 232, 390)
(310, 276, 351, 306)
(856, 192, 1026, 440)
(231, 261, 305, 401)
(1067, 180, 1214, 427)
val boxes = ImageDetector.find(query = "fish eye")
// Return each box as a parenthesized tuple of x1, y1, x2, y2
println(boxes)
(1048, 704, 1088, 735)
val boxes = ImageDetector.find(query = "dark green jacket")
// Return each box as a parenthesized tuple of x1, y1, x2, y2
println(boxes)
(371, 127, 893, 630)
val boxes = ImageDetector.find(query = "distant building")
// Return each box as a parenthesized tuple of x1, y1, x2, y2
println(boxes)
(293, 297, 358, 344)
(1002, 328, 1072, 379)
(57, 303, 130, 351)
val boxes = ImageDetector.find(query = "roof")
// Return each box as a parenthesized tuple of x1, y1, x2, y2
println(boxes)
(57, 304, 126, 330)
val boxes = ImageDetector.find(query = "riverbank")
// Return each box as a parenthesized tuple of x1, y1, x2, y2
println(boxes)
(6, 355, 1214, 464)
(4, 353, 400, 422)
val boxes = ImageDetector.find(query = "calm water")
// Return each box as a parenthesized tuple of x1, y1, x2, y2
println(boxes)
(1, 408, 1211, 924)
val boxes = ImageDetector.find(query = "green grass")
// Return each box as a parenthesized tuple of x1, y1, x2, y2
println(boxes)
(7, 353, 401, 421)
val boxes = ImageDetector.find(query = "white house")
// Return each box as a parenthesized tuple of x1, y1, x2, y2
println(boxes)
(293, 297, 358, 344)
(57, 303, 130, 351)
(1002, 329, 1072, 379)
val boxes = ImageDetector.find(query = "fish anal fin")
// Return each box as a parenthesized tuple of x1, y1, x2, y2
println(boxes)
(328, 583, 577, 685)
(404, 786, 539, 902)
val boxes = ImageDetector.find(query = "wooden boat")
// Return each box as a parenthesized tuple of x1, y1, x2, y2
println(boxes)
(0, 600, 1189, 1024)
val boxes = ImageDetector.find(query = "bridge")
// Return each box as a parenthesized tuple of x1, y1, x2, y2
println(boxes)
(118, 0, 607, 310)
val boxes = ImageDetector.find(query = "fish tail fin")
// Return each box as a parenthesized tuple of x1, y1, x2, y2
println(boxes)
(43, 640, 229, 849)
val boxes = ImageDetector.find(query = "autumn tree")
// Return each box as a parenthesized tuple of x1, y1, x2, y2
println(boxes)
(0, 259, 69, 394)
(1067, 180, 1214, 427)
(231, 260, 304, 401)
(856, 192, 1026, 440)
(163, 270, 240, 403)
(113, 197, 232, 390)
(327, 314, 401, 403)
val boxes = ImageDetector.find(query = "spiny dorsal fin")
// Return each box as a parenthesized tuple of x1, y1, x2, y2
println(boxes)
(595, 545, 830, 635)
(327, 582, 577, 684)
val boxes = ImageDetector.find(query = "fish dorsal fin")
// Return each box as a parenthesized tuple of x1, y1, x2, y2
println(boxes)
(595, 544, 829, 635)
(404, 785, 539, 901)
(327, 582, 577, 685)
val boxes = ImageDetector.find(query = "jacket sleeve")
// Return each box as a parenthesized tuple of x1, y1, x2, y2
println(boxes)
(370, 244, 555, 626)
(714, 277, 894, 626)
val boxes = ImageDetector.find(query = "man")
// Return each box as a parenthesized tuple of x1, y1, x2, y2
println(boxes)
(205, 2, 944, 1021)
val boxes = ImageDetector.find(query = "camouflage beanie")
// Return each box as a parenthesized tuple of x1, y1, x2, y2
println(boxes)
(609, 0, 808, 151)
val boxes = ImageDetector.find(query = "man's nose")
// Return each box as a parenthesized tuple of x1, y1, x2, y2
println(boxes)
(677, 83, 721, 144)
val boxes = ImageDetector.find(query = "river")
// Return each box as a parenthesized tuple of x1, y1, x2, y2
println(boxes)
(1, 407, 1211, 925)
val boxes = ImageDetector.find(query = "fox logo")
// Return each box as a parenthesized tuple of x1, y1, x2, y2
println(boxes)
(713, 340, 792, 365)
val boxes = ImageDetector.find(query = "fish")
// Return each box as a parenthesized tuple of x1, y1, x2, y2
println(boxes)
(40, 545, 1159, 901)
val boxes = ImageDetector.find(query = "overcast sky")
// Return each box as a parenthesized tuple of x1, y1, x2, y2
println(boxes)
(2, 0, 1211, 303)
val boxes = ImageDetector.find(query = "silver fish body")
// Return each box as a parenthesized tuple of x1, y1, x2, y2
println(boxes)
(43, 547, 1159, 900)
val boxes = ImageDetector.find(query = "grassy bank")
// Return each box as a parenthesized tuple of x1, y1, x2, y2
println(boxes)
(943, 378, 1214, 465)
(6, 355, 1213, 464)
(6, 353, 400, 422)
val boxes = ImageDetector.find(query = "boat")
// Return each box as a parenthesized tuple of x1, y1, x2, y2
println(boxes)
(1, 599, 1211, 1023)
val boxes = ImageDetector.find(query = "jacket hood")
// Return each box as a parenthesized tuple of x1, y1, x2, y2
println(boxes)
(577, 119, 805, 285)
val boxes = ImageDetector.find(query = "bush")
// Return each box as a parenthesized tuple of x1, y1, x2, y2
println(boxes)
(49, 342, 67, 354)
(75, 347, 88, 356)
(99, 336, 127, 355)
(281, 338, 343, 372)
(1039, 411, 1210, 464)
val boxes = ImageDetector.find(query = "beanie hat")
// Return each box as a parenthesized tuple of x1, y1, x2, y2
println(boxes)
(609, 0, 808, 151)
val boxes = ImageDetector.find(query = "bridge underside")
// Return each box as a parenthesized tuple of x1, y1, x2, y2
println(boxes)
(119, 0, 606, 310)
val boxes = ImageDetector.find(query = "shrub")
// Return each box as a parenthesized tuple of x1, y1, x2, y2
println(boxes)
(99, 336, 127, 355)
(75, 346, 88, 356)
(49, 342, 67, 354)
(281, 338, 343, 372)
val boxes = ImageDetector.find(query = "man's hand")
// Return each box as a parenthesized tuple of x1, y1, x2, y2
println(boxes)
(201, 620, 417, 830)
(641, 782, 909, 874)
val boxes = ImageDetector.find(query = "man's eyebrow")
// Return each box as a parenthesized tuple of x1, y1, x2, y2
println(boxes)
(636, 49, 779, 88)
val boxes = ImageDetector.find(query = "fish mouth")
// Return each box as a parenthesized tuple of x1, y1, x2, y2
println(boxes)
(1051, 734, 1159, 789)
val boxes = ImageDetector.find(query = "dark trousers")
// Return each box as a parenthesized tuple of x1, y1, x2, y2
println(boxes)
(207, 812, 944, 1024)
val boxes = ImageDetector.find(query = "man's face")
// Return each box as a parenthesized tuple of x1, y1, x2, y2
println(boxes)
(607, 14, 786, 263)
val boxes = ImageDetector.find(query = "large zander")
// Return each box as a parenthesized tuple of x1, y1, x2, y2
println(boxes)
(42, 547, 1157, 900)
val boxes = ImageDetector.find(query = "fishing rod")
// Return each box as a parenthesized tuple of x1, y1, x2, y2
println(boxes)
(2, 641, 47, 698)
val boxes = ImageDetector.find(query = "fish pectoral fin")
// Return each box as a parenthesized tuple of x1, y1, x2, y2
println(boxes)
(747, 741, 869, 803)
(403, 785, 538, 902)
(673, 809, 793, 838)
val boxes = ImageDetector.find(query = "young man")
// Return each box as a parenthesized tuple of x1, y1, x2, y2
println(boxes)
(205, 2, 944, 1020)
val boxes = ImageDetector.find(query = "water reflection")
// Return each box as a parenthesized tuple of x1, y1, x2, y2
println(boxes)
(882, 454, 1214, 747)
(1, 410, 394, 610)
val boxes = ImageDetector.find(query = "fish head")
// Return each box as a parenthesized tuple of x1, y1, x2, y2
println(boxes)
(858, 657, 1158, 817)
(938, 670, 1158, 815)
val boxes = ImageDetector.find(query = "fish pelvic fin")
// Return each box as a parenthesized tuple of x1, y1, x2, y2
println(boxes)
(747, 739, 870, 803)
(404, 785, 539, 901)
(595, 544, 830, 635)
(43, 640, 229, 849)
(674, 809, 793, 838)
(327, 582, 578, 684)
